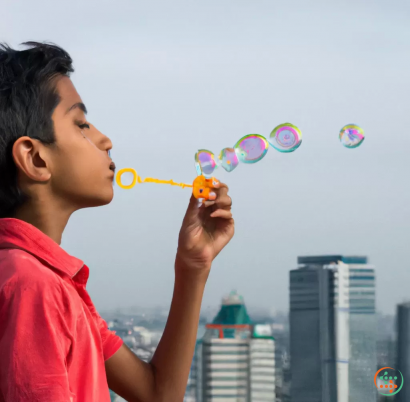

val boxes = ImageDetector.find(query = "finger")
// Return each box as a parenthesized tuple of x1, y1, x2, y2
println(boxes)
(213, 185, 229, 199)
(210, 180, 229, 191)
(210, 209, 233, 219)
(208, 183, 229, 199)
(183, 195, 206, 225)
(204, 200, 216, 208)
(187, 194, 204, 212)
(214, 193, 232, 209)
(189, 194, 201, 206)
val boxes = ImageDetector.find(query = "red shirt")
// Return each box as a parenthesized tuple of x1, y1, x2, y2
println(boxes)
(0, 218, 123, 402)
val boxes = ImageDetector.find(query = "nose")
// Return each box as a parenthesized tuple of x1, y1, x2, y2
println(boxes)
(101, 134, 113, 154)
(93, 126, 113, 155)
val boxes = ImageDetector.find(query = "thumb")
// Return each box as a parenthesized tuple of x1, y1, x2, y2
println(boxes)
(182, 194, 203, 227)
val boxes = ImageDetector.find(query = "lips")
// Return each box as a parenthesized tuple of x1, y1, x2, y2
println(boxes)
(109, 161, 116, 172)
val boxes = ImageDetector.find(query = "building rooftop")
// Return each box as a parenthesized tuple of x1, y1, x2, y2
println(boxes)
(221, 290, 245, 305)
(297, 255, 368, 265)
(212, 290, 252, 325)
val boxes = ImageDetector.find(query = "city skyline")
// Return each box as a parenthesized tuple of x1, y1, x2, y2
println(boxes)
(107, 271, 403, 402)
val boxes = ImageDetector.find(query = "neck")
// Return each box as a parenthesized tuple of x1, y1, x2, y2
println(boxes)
(14, 200, 73, 245)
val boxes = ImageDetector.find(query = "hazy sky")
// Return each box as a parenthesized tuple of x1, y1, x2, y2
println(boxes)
(2, 0, 410, 315)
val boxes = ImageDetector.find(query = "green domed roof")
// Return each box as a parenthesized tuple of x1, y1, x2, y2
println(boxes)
(212, 290, 252, 325)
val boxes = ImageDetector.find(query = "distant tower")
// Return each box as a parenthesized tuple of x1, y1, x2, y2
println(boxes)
(191, 291, 275, 402)
(289, 256, 376, 402)
(396, 302, 410, 402)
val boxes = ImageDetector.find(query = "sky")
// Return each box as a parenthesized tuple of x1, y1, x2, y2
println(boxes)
(2, 0, 410, 315)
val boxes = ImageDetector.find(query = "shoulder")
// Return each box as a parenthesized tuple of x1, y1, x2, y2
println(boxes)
(0, 249, 74, 327)
(0, 251, 76, 343)
(0, 248, 66, 294)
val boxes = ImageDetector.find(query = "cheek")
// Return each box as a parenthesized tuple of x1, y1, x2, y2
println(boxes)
(52, 160, 113, 205)
(51, 150, 103, 191)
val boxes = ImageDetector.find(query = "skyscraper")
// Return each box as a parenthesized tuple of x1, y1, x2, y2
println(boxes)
(191, 291, 275, 402)
(290, 255, 376, 402)
(396, 302, 410, 402)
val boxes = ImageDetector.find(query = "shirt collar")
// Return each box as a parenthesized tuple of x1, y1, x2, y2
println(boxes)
(0, 218, 84, 279)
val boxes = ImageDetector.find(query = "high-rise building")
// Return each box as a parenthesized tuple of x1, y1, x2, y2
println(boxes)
(396, 302, 410, 402)
(191, 291, 275, 402)
(290, 255, 376, 402)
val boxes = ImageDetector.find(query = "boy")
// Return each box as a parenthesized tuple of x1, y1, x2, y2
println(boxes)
(0, 42, 234, 402)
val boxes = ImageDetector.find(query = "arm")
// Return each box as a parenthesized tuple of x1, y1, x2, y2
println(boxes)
(106, 267, 207, 402)
(106, 183, 234, 402)
(149, 265, 208, 399)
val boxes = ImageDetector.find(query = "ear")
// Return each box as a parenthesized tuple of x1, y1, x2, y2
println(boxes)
(12, 136, 51, 182)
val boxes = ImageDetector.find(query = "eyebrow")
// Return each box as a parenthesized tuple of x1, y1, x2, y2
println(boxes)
(66, 102, 88, 115)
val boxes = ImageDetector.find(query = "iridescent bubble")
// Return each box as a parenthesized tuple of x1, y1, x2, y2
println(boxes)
(218, 147, 239, 172)
(339, 124, 365, 148)
(195, 149, 218, 178)
(233, 134, 269, 164)
(269, 123, 302, 153)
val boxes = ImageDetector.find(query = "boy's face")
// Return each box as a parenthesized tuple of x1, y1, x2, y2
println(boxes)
(49, 76, 115, 209)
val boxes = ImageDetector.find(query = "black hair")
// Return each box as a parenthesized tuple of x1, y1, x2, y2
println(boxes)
(0, 42, 74, 218)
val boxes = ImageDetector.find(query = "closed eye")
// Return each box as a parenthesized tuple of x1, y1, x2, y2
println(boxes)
(78, 123, 90, 130)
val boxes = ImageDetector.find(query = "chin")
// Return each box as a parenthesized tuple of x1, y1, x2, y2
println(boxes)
(99, 188, 114, 205)
(86, 187, 114, 208)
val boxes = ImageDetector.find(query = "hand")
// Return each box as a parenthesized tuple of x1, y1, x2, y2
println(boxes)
(176, 180, 234, 275)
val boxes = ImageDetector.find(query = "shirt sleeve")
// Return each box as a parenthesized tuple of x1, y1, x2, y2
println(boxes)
(79, 283, 124, 361)
(0, 277, 74, 402)
(94, 308, 124, 361)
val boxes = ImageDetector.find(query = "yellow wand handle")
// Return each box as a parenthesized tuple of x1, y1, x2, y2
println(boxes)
(115, 168, 219, 200)
(116, 168, 193, 190)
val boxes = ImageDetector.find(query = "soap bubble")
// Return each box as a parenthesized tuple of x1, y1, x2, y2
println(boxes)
(269, 123, 302, 153)
(339, 124, 365, 148)
(218, 147, 239, 172)
(195, 149, 218, 177)
(233, 134, 269, 164)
